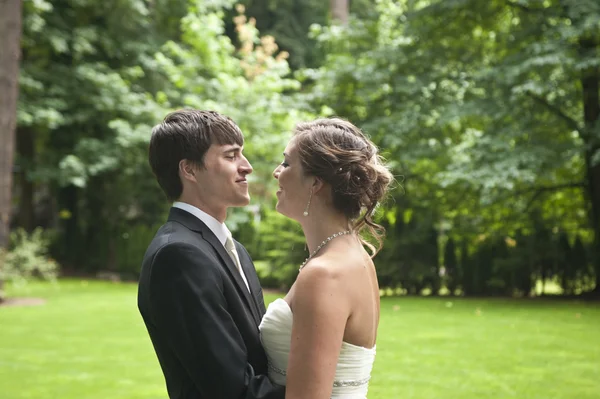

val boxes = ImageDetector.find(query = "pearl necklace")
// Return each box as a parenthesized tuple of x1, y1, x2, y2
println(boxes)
(299, 230, 352, 271)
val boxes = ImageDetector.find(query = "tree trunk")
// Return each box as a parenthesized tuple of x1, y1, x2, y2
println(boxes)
(580, 35, 600, 294)
(16, 127, 35, 232)
(60, 185, 80, 267)
(330, 0, 349, 24)
(0, 0, 23, 301)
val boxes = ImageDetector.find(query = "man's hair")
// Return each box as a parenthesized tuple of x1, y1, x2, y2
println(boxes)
(148, 109, 244, 201)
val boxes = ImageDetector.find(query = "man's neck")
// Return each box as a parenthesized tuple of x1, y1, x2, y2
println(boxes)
(174, 198, 227, 224)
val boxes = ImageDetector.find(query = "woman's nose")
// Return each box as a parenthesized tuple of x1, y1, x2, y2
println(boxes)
(273, 165, 281, 179)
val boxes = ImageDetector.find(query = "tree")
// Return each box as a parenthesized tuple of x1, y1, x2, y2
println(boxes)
(11, 0, 310, 276)
(444, 237, 458, 295)
(235, 0, 329, 69)
(571, 235, 590, 292)
(0, 0, 23, 300)
(303, 0, 599, 295)
(235, 0, 373, 69)
(557, 231, 573, 294)
(330, 0, 349, 24)
(15, 0, 182, 269)
(403, 0, 600, 293)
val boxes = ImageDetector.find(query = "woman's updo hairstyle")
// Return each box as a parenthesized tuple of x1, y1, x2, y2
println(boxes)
(293, 118, 394, 256)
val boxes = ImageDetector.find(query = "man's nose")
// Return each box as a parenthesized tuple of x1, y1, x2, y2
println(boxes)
(239, 155, 253, 175)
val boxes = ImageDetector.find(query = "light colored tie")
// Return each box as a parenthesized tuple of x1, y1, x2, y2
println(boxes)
(225, 235, 250, 292)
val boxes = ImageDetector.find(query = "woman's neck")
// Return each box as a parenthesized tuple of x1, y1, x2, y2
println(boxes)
(301, 212, 352, 255)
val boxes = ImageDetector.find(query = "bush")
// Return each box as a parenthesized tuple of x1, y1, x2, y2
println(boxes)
(115, 223, 163, 278)
(251, 207, 307, 290)
(0, 228, 59, 289)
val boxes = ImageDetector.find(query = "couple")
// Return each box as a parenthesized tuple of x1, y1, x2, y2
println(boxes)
(137, 109, 393, 399)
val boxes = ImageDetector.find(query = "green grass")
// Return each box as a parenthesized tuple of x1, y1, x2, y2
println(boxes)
(0, 280, 599, 399)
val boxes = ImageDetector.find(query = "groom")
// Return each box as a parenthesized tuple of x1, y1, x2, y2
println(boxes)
(138, 109, 284, 399)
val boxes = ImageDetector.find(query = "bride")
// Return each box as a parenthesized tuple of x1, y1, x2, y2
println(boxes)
(259, 118, 393, 399)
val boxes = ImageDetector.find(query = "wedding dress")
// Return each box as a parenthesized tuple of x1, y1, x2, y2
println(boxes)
(259, 298, 376, 398)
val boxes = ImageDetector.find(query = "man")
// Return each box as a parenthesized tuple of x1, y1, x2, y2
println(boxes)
(138, 109, 284, 399)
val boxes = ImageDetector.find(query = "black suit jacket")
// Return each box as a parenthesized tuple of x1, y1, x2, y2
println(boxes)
(138, 207, 284, 399)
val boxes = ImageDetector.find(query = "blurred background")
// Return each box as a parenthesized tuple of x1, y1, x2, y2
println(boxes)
(0, 1, 599, 398)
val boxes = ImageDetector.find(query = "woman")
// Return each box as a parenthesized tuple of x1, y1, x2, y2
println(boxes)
(259, 118, 394, 398)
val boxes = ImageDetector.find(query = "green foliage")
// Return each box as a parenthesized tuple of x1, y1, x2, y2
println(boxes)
(250, 206, 307, 289)
(293, 0, 599, 295)
(0, 228, 59, 290)
(235, 0, 376, 69)
(10, 0, 599, 296)
(17, 0, 180, 270)
(16, 0, 311, 274)
(376, 203, 441, 294)
(113, 223, 164, 278)
(235, 0, 329, 69)
(301, 0, 596, 230)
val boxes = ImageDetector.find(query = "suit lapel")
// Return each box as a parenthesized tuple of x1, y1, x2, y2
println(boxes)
(234, 242, 265, 317)
(168, 208, 262, 326)
(203, 232, 262, 325)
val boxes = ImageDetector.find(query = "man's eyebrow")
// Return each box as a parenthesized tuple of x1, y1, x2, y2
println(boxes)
(223, 146, 242, 153)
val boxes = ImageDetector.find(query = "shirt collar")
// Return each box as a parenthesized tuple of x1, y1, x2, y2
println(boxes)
(172, 201, 230, 246)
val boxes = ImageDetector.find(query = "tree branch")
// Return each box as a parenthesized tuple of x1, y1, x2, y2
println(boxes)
(505, 0, 562, 14)
(505, 0, 532, 13)
(526, 92, 583, 133)
(517, 182, 586, 198)
(523, 184, 582, 211)
(489, 182, 586, 208)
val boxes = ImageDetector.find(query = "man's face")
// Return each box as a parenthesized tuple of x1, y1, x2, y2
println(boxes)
(192, 143, 253, 215)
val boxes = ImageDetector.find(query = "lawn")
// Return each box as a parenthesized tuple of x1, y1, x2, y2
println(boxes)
(0, 279, 598, 399)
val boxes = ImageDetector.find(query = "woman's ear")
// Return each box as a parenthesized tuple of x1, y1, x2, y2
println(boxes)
(312, 177, 325, 194)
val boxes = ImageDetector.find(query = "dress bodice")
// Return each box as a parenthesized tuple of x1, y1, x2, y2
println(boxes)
(259, 298, 376, 398)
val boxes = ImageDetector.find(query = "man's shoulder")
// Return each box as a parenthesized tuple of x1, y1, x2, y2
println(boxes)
(140, 222, 221, 283)
(145, 221, 208, 257)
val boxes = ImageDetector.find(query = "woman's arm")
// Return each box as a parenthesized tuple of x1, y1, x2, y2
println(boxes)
(285, 262, 350, 399)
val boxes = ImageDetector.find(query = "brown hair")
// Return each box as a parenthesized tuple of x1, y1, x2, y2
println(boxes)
(293, 118, 394, 256)
(149, 109, 244, 201)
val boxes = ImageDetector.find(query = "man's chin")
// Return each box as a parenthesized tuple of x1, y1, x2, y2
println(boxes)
(234, 195, 251, 206)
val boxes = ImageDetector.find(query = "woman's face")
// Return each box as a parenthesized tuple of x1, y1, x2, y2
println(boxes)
(272, 139, 314, 220)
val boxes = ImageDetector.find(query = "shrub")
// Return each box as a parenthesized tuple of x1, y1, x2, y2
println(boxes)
(0, 228, 59, 289)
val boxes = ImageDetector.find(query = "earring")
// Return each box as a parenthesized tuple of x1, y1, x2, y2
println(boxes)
(303, 189, 313, 216)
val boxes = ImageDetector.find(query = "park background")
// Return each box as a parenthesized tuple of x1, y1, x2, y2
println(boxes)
(0, 0, 599, 398)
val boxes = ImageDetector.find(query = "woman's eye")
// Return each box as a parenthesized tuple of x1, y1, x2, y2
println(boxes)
(281, 161, 289, 168)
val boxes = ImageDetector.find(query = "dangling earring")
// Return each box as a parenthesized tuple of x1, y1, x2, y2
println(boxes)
(303, 189, 313, 216)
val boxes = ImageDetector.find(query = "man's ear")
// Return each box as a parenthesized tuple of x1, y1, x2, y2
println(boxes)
(179, 159, 197, 182)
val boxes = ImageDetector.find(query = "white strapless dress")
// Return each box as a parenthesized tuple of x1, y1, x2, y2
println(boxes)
(259, 298, 376, 398)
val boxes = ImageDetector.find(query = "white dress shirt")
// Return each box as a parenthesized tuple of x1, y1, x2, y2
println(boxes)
(172, 201, 250, 291)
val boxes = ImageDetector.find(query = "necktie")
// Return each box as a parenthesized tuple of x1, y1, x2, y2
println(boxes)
(225, 235, 250, 292)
